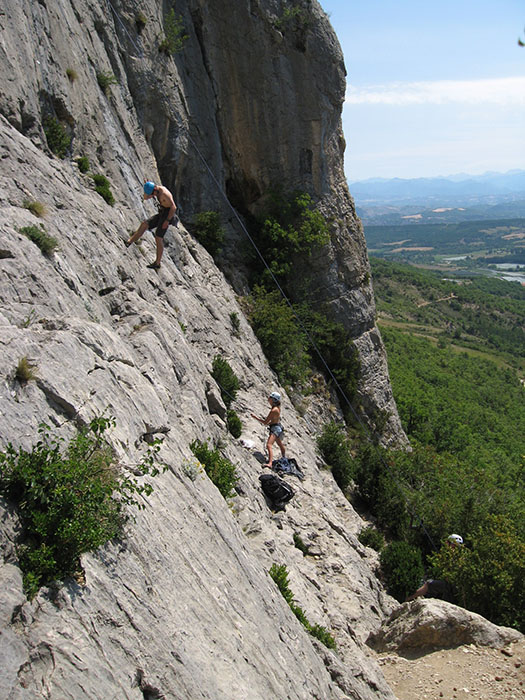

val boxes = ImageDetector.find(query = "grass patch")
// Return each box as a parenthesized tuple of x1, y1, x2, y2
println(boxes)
(66, 68, 78, 82)
(22, 200, 47, 218)
(0, 416, 163, 598)
(15, 357, 38, 383)
(19, 224, 58, 256)
(269, 564, 336, 649)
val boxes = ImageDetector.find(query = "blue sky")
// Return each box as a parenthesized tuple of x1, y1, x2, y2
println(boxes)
(319, 0, 525, 181)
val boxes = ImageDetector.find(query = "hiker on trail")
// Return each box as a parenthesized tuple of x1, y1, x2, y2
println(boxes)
(405, 534, 463, 602)
(126, 181, 177, 269)
(251, 391, 286, 468)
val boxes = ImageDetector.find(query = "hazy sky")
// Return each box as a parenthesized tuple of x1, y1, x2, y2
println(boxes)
(319, 0, 525, 181)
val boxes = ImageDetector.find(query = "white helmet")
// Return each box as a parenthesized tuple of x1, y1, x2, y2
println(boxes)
(448, 534, 463, 545)
(269, 391, 281, 403)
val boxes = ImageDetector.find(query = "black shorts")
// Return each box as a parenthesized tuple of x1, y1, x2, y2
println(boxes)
(147, 208, 177, 239)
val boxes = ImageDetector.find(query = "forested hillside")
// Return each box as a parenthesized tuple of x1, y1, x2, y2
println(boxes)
(341, 258, 525, 631)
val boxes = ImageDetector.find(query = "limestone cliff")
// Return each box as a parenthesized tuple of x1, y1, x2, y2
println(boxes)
(1, 1, 407, 698)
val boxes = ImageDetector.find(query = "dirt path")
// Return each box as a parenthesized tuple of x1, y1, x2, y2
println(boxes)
(377, 639, 525, 699)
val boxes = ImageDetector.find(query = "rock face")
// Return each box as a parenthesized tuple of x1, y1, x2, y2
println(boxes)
(0, 0, 406, 445)
(368, 599, 524, 653)
(0, 1, 417, 698)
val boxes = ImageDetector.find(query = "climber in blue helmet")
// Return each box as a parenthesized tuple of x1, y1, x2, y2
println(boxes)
(125, 180, 178, 270)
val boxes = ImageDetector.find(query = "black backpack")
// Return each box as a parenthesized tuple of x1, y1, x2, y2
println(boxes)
(259, 473, 295, 511)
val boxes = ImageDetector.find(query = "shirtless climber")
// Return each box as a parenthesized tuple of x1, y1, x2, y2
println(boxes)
(126, 181, 177, 269)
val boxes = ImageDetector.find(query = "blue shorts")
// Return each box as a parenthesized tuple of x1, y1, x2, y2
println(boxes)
(269, 424, 284, 438)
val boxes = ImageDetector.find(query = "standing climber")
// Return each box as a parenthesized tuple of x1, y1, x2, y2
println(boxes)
(251, 391, 286, 468)
(126, 181, 177, 269)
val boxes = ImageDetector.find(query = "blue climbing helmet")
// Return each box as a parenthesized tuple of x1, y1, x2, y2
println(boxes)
(143, 181, 155, 195)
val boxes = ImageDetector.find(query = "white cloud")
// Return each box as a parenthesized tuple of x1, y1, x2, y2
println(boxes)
(345, 76, 525, 105)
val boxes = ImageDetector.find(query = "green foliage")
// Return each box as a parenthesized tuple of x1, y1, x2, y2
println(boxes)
(76, 156, 90, 173)
(43, 116, 71, 158)
(371, 258, 525, 360)
(247, 287, 311, 387)
(251, 190, 329, 290)
(15, 356, 38, 383)
(429, 516, 525, 631)
(380, 541, 425, 603)
(190, 439, 238, 499)
(19, 224, 58, 256)
(91, 173, 115, 205)
(275, 1, 313, 51)
(382, 327, 525, 484)
(66, 68, 78, 82)
(316, 422, 355, 492)
(0, 416, 163, 598)
(23, 199, 47, 218)
(96, 71, 118, 95)
(192, 211, 225, 257)
(354, 443, 409, 539)
(298, 306, 361, 406)
(358, 526, 385, 552)
(211, 355, 240, 409)
(293, 532, 310, 556)
(269, 564, 336, 649)
(229, 311, 241, 336)
(226, 409, 242, 439)
(159, 9, 188, 55)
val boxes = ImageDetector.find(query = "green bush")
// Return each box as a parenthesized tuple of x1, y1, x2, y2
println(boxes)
(299, 307, 361, 406)
(192, 211, 225, 257)
(0, 416, 163, 598)
(211, 355, 239, 408)
(358, 526, 385, 552)
(43, 117, 71, 158)
(251, 190, 329, 290)
(190, 439, 238, 499)
(247, 287, 311, 387)
(269, 564, 336, 649)
(354, 443, 409, 539)
(76, 156, 90, 173)
(429, 515, 525, 631)
(380, 541, 425, 602)
(66, 68, 78, 82)
(226, 409, 242, 439)
(19, 224, 58, 256)
(96, 71, 118, 95)
(91, 173, 115, 205)
(316, 422, 355, 492)
(159, 9, 188, 55)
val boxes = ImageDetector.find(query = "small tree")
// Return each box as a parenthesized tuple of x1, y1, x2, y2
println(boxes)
(380, 541, 425, 602)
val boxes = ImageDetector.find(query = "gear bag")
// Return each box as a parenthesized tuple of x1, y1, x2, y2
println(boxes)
(259, 473, 295, 511)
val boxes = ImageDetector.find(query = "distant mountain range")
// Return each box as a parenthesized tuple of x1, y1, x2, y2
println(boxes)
(349, 170, 525, 205)
(349, 170, 525, 225)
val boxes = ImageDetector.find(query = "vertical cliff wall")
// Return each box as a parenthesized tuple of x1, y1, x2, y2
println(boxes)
(1, 1, 406, 698)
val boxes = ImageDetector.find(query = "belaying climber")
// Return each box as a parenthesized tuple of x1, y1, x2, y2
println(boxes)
(251, 391, 286, 468)
(126, 181, 178, 269)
